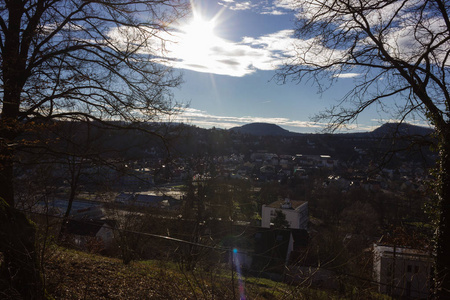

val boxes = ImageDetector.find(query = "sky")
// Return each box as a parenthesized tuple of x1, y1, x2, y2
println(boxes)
(153, 0, 429, 133)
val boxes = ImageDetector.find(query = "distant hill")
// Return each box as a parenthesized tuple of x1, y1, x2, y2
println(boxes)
(229, 122, 433, 137)
(370, 122, 434, 137)
(229, 123, 300, 136)
(342, 123, 434, 139)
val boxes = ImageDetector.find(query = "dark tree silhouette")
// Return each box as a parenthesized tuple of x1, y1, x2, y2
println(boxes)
(0, 1, 188, 298)
(0, 0, 188, 206)
(272, 209, 290, 229)
(278, 0, 450, 297)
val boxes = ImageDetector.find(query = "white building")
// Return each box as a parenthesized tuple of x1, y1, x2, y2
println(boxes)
(373, 244, 432, 299)
(261, 198, 308, 230)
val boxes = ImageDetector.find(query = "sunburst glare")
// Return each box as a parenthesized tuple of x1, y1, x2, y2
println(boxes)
(181, 14, 219, 62)
(168, 2, 231, 71)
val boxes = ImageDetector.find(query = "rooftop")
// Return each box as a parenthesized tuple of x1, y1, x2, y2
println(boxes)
(266, 198, 306, 210)
(374, 243, 433, 261)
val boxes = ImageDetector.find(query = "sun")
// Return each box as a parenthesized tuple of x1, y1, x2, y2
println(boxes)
(184, 15, 216, 42)
(167, 4, 230, 74)
(178, 14, 222, 63)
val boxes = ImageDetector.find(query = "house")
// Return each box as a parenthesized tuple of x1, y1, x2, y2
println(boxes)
(261, 198, 308, 230)
(252, 229, 293, 275)
(65, 219, 116, 251)
(373, 243, 432, 299)
(252, 228, 309, 276)
(287, 229, 309, 263)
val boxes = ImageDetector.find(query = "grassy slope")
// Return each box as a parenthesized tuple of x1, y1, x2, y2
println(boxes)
(43, 247, 339, 300)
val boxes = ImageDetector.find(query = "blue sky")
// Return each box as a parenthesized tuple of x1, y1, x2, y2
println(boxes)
(146, 0, 429, 133)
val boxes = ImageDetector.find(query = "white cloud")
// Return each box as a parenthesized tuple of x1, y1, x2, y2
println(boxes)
(219, 0, 296, 15)
(106, 22, 355, 78)
(110, 1, 449, 80)
(170, 107, 326, 132)
(381, 17, 450, 64)
(104, 10, 290, 77)
(105, 22, 359, 79)
(232, 1, 255, 10)
(152, 26, 297, 77)
(261, 9, 286, 16)
(333, 73, 361, 78)
(108, 3, 397, 79)
(291, 0, 450, 67)
(287, 37, 349, 69)
(162, 108, 405, 133)
(218, 0, 256, 11)
(274, 0, 300, 10)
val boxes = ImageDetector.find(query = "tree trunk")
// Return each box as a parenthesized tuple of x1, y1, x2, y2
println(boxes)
(0, 93, 21, 208)
(0, 0, 27, 206)
(435, 126, 450, 298)
(58, 168, 80, 241)
(0, 199, 45, 299)
(0, 148, 14, 207)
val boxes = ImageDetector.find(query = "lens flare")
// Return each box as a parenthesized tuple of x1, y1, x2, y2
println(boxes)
(232, 248, 246, 300)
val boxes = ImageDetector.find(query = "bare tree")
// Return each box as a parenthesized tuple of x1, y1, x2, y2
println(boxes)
(0, 0, 188, 207)
(277, 0, 450, 297)
(0, 1, 188, 298)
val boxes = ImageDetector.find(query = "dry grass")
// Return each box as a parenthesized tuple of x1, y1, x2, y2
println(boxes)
(42, 246, 339, 300)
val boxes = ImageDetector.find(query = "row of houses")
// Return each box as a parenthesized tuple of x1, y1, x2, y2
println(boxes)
(113, 147, 429, 193)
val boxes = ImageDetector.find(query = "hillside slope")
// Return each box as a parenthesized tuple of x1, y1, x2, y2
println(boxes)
(43, 247, 336, 300)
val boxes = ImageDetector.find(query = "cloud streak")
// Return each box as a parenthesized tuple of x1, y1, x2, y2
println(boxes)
(333, 73, 361, 78)
(170, 107, 327, 132)
(159, 107, 424, 133)
(218, 0, 298, 14)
